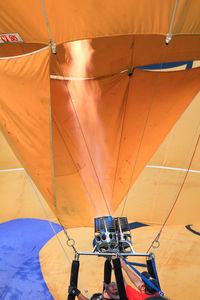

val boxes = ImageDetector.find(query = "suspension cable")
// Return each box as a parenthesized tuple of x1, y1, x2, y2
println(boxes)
(120, 41, 170, 217)
(48, 46, 57, 207)
(161, 134, 200, 231)
(40, 0, 56, 53)
(111, 36, 134, 205)
(146, 111, 200, 227)
(54, 53, 112, 216)
(166, 0, 179, 45)
(24, 170, 90, 297)
(110, 77, 132, 205)
(51, 114, 100, 217)
(147, 128, 200, 254)
(120, 0, 181, 216)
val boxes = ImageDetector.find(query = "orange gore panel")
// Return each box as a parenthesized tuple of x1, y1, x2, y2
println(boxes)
(51, 35, 200, 78)
(0, 43, 46, 58)
(1, 1, 200, 45)
(50, 66, 200, 227)
(0, 48, 55, 214)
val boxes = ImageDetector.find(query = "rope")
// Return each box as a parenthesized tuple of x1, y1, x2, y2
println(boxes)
(51, 114, 100, 217)
(40, 0, 56, 53)
(120, 41, 170, 217)
(54, 53, 112, 216)
(24, 170, 90, 298)
(49, 38, 101, 215)
(111, 36, 134, 205)
(48, 46, 57, 207)
(24, 169, 72, 262)
(147, 0, 200, 248)
(50, 62, 132, 211)
(110, 77, 132, 204)
(148, 117, 200, 252)
(169, 0, 179, 34)
(123, 257, 164, 296)
(147, 130, 200, 254)
(166, 0, 179, 45)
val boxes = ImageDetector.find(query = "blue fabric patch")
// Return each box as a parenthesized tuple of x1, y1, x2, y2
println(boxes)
(129, 222, 149, 230)
(138, 61, 193, 70)
(185, 224, 200, 236)
(0, 218, 62, 299)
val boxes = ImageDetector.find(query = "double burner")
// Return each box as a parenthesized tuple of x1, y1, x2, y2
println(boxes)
(94, 216, 134, 254)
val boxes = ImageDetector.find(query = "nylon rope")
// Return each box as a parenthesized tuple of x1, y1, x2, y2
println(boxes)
(145, 0, 198, 250)
(110, 37, 134, 205)
(40, 0, 56, 52)
(51, 113, 100, 216)
(147, 124, 200, 254)
(147, 108, 200, 227)
(160, 133, 200, 229)
(50, 63, 129, 214)
(24, 169, 90, 298)
(120, 41, 170, 217)
(49, 47, 99, 297)
(146, 133, 174, 223)
(48, 46, 57, 207)
(49, 42, 100, 252)
(123, 258, 164, 296)
(110, 78, 132, 205)
(23, 45, 89, 297)
(144, 98, 183, 226)
(54, 54, 112, 216)
(169, 0, 179, 33)
(120, 0, 181, 216)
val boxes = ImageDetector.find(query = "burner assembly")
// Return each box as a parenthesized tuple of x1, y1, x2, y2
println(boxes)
(68, 216, 163, 298)
(76, 216, 149, 258)
(93, 216, 134, 254)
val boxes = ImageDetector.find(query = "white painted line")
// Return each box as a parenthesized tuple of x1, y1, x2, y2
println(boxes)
(0, 168, 24, 172)
(1, 165, 199, 174)
(146, 165, 200, 173)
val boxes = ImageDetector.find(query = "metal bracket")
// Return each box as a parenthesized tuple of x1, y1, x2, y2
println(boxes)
(166, 33, 172, 45)
(50, 41, 56, 54)
(77, 251, 150, 258)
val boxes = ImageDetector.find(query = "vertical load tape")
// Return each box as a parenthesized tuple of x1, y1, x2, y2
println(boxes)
(147, 257, 161, 290)
(113, 258, 128, 300)
(68, 260, 80, 300)
(104, 259, 112, 285)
